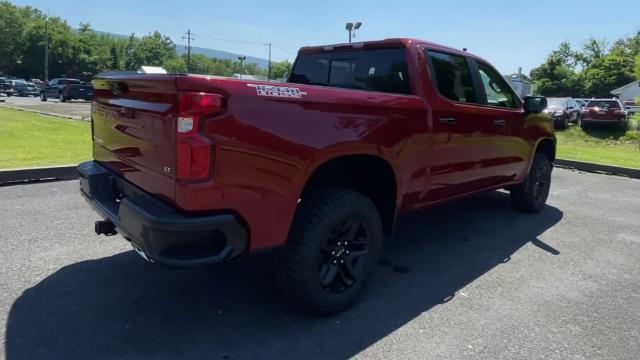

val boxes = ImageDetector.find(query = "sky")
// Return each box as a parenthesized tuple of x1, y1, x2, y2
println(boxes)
(11, 0, 640, 75)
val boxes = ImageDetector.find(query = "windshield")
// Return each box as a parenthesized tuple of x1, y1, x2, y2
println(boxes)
(547, 98, 567, 107)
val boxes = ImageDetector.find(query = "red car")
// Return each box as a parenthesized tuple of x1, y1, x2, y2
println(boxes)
(544, 97, 581, 129)
(79, 38, 556, 313)
(579, 99, 628, 129)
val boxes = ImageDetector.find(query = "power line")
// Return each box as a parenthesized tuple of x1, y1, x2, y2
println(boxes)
(190, 32, 295, 55)
(271, 45, 296, 55)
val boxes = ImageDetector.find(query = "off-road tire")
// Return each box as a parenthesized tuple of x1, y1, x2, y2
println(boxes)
(276, 188, 383, 314)
(510, 153, 552, 213)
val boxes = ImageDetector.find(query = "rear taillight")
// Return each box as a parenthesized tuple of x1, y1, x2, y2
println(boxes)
(176, 92, 223, 181)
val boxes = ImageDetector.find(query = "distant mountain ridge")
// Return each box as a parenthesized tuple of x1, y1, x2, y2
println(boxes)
(94, 30, 269, 68)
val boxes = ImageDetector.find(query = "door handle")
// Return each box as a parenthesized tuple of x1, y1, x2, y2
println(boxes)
(438, 117, 456, 125)
(493, 119, 506, 126)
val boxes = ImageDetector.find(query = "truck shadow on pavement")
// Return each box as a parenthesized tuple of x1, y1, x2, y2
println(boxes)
(5, 191, 563, 360)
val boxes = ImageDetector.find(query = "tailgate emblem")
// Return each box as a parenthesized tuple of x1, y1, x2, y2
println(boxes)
(163, 166, 172, 174)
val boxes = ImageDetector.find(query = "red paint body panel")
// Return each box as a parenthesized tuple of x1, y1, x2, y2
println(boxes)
(90, 38, 555, 251)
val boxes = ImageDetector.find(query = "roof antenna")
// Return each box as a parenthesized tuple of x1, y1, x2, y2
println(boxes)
(462, 48, 467, 52)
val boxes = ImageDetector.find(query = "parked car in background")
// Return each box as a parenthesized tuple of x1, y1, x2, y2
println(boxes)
(543, 97, 581, 129)
(40, 78, 94, 102)
(574, 99, 587, 109)
(14, 81, 40, 97)
(0, 78, 14, 97)
(30, 79, 45, 89)
(623, 100, 639, 115)
(580, 99, 628, 129)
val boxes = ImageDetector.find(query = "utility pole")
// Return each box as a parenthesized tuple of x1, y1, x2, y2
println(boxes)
(44, 15, 49, 82)
(237, 56, 246, 79)
(267, 43, 272, 80)
(183, 29, 194, 72)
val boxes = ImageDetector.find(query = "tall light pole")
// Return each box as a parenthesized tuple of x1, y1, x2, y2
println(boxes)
(345, 22, 362, 43)
(237, 56, 246, 79)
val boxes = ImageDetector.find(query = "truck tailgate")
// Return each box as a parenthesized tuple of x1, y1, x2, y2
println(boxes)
(91, 75, 179, 203)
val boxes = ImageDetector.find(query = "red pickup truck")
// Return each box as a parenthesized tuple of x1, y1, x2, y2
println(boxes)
(79, 38, 555, 313)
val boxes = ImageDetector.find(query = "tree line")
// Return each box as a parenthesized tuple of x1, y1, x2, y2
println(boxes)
(530, 33, 640, 98)
(0, 1, 291, 81)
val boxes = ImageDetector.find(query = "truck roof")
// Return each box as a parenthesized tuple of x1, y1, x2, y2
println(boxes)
(298, 38, 486, 62)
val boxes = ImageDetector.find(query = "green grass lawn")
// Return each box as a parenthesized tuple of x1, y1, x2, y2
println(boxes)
(0, 107, 92, 169)
(556, 119, 640, 169)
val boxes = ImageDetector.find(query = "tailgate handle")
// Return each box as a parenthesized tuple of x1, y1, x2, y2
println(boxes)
(493, 119, 506, 126)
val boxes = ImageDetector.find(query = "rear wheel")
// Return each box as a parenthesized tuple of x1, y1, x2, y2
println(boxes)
(510, 153, 552, 213)
(276, 188, 383, 314)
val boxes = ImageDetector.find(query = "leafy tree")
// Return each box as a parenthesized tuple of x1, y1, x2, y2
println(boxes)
(530, 42, 583, 96)
(124, 33, 138, 70)
(531, 35, 639, 97)
(635, 54, 640, 80)
(163, 57, 187, 73)
(575, 38, 607, 69)
(271, 60, 291, 80)
(0, 1, 25, 73)
(130, 31, 176, 68)
(583, 53, 635, 97)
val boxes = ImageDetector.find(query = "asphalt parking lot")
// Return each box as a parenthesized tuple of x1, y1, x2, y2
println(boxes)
(1, 168, 639, 360)
(0, 95, 90, 120)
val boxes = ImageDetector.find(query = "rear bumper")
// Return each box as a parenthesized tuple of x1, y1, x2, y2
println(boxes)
(78, 161, 248, 267)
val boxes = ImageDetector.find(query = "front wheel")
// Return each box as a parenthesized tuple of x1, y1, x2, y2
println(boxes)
(510, 153, 552, 213)
(276, 188, 383, 314)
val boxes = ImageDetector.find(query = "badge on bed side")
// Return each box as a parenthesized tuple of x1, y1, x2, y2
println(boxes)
(247, 84, 307, 98)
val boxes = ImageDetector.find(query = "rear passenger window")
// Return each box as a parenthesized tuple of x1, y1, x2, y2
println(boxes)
(289, 48, 412, 95)
(427, 50, 476, 103)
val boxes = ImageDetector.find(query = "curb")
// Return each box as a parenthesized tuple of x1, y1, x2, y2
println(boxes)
(0, 165, 78, 186)
(0, 104, 89, 121)
(555, 159, 640, 179)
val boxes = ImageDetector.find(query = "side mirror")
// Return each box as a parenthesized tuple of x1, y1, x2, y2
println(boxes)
(524, 96, 547, 113)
